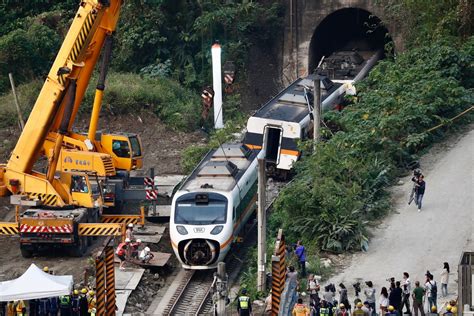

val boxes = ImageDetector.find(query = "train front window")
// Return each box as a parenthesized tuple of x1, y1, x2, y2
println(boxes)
(175, 196, 227, 225)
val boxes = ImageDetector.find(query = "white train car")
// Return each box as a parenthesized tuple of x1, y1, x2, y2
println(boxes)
(170, 143, 258, 269)
(244, 75, 347, 176)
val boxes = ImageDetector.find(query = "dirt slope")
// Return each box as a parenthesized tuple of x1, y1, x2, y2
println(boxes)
(327, 127, 474, 305)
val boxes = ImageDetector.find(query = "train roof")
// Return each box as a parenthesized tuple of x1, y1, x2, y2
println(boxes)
(253, 74, 342, 123)
(180, 143, 258, 193)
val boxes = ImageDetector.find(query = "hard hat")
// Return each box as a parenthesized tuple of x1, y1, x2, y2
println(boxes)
(125, 238, 131, 243)
(73, 290, 79, 295)
(357, 302, 363, 308)
(88, 291, 95, 296)
(144, 247, 150, 251)
(127, 223, 134, 228)
(388, 306, 395, 312)
(136, 239, 142, 243)
(446, 305, 452, 311)
(241, 288, 247, 295)
(43, 267, 49, 272)
(339, 304, 345, 309)
(81, 288, 88, 294)
(431, 306, 437, 312)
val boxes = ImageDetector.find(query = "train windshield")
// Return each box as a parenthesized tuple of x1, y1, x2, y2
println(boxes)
(175, 194, 227, 225)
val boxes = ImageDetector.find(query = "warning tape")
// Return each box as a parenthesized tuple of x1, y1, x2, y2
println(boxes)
(424, 105, 473, 134)
(0, 222, 19, 235)
(271, 229, 286, 315)
(78, 223, 123, 237)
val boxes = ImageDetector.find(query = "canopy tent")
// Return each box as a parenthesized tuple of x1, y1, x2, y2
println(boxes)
(0, 264, 73, 301)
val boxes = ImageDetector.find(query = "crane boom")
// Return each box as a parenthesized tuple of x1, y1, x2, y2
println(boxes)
(7, 0, 122, 174)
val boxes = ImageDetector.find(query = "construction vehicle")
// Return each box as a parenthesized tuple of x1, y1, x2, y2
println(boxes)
(0, 0, 131, 257)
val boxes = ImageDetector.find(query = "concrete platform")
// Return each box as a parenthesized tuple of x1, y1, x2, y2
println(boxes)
(115, 267, 145, 315)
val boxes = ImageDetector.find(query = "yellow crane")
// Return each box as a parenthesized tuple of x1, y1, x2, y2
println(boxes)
(0, 0, 136, 257)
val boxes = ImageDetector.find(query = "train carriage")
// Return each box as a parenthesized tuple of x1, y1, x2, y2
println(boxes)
(170, 143, 258, 269)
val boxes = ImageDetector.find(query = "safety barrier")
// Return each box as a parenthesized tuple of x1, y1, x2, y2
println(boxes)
(78, 223, 124, 239)
(101, 206, 145, 226)
(95, 256, 106, 316)
(105, 246, 116, 315)
(0, 222, 19, 235)
(272, 229, 286, 316)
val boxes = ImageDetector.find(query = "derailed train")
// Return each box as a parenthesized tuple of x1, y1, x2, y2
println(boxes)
(170, 50, 381, 269)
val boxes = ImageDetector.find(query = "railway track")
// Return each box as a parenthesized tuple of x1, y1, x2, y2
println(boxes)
(162, 179, 287, 315)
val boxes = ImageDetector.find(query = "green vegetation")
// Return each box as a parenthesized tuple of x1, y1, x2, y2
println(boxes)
(271, 38, 473, 252)
(0, 73, 200, 130)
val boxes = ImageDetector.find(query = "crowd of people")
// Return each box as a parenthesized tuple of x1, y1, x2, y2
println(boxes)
(277, 261, 455, 316)
(0, 268, 97, 316)
(116, 223, 154, 270)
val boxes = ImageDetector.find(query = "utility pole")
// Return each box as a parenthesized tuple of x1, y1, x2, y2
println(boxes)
(8, 73, 25, 130)
(214, 262, 228, 315)
(313, 76, 321, 150)
(257, 153, 267, 292)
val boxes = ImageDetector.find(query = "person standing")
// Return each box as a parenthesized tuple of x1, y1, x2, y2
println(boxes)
(307, 274, 320, 307)
(295, 240, 307, 277)
(402, 272, 411, 314)
(336, 303, 349, 316)
(292, 298, 310, 316)
(389, 282, 402, 313)
(79, 289, 89, 316)
(28, 299, 37, 316)
(364, 281, 376, 316)
(59, 295, 71, 316)
(353, 302, 368, 316)
(71, 290, 81, 316)
(6, 302, 15, 316)
(37, 297, 50, 316)
(14, 301, 25, 316)
(425, 272, 437, 310)
(237, 288, 252, 316)
(126, 223, 134, 241)
(414, 175, 426, 212)
(49, 297, 59, 316)
(320, 300, 332, 316)
(440, 262, 449, 297)
(412, 281, 425, 316)
(339, 284, 351, 312)
(379, 287, 389, 315)
(116, 238, 131, 270)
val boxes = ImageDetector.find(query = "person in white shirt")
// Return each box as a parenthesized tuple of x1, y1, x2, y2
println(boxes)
(379, 287, 389, 315)
(402, 272, 412, 314)
(424, 271, 437, 310)
(440, 262, 450, 297)
(139, 246, 154, 263)
(364, 281, 376, 316)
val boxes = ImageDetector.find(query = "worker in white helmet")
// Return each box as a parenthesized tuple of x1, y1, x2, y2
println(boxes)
(139, 246, 154, 264)
(126, 223, 134, 241)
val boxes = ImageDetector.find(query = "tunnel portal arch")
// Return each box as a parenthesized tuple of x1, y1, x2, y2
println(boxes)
(308, 8, 392, 73)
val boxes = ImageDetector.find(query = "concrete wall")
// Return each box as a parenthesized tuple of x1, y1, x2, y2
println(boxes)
(281, 0, 403, 84)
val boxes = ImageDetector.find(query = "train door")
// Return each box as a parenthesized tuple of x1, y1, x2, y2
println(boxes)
(263, 126, 282, 164)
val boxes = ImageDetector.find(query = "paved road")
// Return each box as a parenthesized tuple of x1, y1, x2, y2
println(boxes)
(328, 128, 474, 304)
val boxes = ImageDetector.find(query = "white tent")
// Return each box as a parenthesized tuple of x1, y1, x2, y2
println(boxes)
(0, 264, 73, 301)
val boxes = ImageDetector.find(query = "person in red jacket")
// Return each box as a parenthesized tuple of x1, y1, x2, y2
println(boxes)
(116, 238, 131, 270)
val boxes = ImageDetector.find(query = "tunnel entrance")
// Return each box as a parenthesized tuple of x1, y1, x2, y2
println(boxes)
(308, 8, 392, 73)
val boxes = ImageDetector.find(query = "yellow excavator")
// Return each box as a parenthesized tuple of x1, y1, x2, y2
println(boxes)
(0, 0, 140, 257)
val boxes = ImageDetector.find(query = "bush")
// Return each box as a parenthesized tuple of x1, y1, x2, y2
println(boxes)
(272, 38, 474, 252)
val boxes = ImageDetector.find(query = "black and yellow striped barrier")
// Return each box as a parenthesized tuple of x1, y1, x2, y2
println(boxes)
(95, 255, 106, 316)
(271, 229, 286, 315)
(0, 222, 19, 235)
(105, 246, 116, 315)
(101, 206, 145, 226)
(78, 223, 124, 240)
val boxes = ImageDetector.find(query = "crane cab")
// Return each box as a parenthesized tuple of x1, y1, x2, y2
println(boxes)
(61, 171, 104, 209)
(99, 134, 143, 171)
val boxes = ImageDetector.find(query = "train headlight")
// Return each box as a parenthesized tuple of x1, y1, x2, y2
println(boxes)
(210, 225, 224, 235)
(176, 225, 188, 235)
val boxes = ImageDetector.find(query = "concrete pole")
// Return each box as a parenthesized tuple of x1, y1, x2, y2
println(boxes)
(216, 262, 227, 315)
(313, 77, 321, 150)
(8, 73, 25, 130)
(211, 43, 224, 129)
(257, 157, 267, 292)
